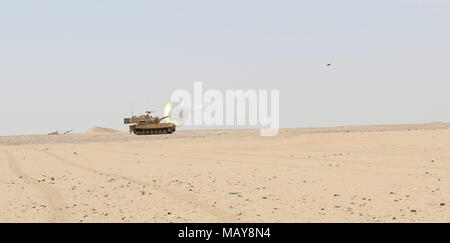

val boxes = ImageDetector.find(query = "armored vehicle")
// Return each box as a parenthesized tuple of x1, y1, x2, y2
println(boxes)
(124, 111, 176, 135)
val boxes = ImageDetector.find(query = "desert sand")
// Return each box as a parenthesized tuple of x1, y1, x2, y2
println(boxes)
(0, 123, 449, 223)
(82, 127, 119, 135)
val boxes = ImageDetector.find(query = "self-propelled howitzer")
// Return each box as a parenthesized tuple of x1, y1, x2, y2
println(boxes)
(124, 112, 176, 135)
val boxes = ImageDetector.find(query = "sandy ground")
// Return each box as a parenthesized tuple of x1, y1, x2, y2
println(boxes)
(0, 123, 449, 223)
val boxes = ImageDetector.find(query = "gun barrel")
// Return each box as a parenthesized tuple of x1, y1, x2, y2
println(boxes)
(160, 116, 169, 120)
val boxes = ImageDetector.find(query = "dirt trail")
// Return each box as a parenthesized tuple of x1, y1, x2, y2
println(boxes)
(36, 148, 238, 222)
(0, 148, 67, 222)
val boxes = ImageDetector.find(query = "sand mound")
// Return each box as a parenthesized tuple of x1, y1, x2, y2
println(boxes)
(83, 127, 119, 134)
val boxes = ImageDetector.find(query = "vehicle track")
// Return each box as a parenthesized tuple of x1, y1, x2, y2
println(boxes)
(194, 149, 450, 171)
(35, 148, 238, 222)
(70, 144, 449, 178)
(0, 148, 67, 222)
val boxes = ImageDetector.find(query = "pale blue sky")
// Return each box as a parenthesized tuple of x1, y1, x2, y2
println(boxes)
(1, 0, 449, 135)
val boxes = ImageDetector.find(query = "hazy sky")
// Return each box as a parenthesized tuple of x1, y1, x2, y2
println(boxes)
(1, 0, 449, 135)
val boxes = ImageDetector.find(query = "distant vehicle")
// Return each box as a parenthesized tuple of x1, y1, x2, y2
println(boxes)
(124, 111, 176, 135)
(48, 130, 73, 135)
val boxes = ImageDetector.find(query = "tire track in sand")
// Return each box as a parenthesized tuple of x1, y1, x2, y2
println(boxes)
(36, 149, 238, 222)
(75, 144, 446, 178)
(0, 148, 67, 222)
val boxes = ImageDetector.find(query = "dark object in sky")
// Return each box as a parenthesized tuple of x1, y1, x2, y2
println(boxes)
(326, 63, 332, 66)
